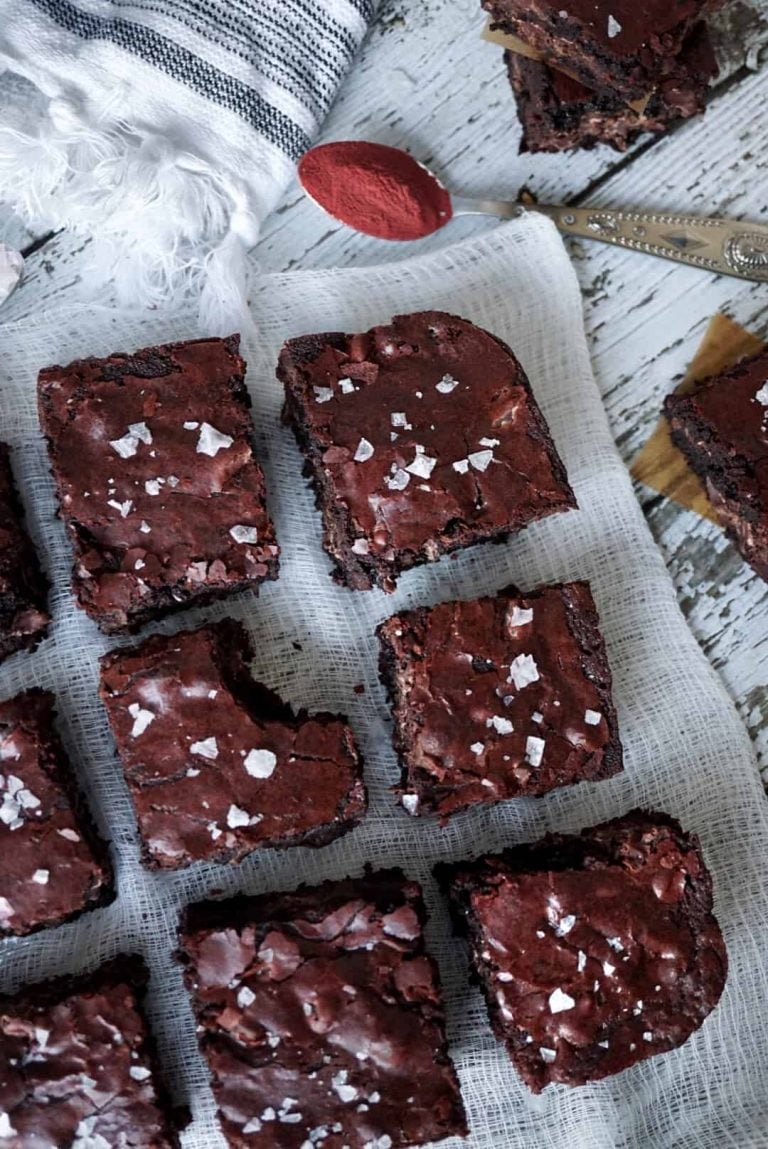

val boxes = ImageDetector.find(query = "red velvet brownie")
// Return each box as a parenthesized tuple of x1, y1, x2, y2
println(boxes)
(506, 23, 716, 152)
(179, 870, 467, 1147)
(484, 0, 723, 100)
(438, 810, 728, 1092)
(0, 444, 50, 663)
(279, 311, 575, 592)
(0, 958, 181, 1147)
(38, 335, 279, 634)
(664, 348, 768, 582)
(377, 582, 622, 820)
(99, 619, 366, 869)
(0, 689, 113, 937)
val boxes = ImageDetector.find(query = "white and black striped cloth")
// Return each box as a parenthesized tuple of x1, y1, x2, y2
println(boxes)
(0, 1, 377, 312)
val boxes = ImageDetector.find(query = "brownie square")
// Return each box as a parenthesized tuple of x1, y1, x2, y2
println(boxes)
(0, 957, 180, 1146)
(485, 0, 722, 100)
(279, 310, 576, 592)
(99, 619, 366, 869)
(663, 348, 768, 582)
(438, 809, 728, 1092)
(506, 23, 716, 152)
(179, 869, 467, 1147)
(38, 334, 279, 634)
(0, 443, 50, 662)
(377, 581, 622, 820)
(0, 689, 113, 937)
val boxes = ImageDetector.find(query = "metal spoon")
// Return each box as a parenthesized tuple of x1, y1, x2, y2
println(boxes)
(453, 197, 768, 283)
(299, 141, 768, 282)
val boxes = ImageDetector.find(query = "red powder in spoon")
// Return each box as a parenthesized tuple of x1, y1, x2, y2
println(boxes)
(298, 140, 453, 241)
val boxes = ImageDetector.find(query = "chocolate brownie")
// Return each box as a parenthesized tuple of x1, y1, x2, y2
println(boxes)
(0, 443, 50, 662)
(438, 809, 727, 1092)
(377, 581, 622, 821)
(506, 23, 716, 152)
(279, 311, 576, 592)
(0, 689, 113, 937)
(99, 619, 366, 869)
(0, 957, 181, 1147)
(484, 0, 722, 100)
(664, 348, 768, 582)
(179, 869, 467, 1147)
(38, 335, 279, 634)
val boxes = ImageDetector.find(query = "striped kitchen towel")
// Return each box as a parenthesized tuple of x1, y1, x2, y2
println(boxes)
(0, 1, 376, 318)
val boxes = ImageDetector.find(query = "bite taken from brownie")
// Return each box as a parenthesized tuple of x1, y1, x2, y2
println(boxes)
(279, 311, 576, 592)
(438, 809, 728, 1092)
(38, 335, 279, 634)
(377, 581, 622, 821)
(99, 618, 366, 869)
(178, 869, 468, 1148)
(663, 347, 768, 583)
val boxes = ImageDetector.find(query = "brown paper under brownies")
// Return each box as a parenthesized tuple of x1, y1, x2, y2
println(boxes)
(631, 313, 766, 520)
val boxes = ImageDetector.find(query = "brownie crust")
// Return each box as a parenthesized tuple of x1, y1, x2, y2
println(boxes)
(0, 957, 181, 1147)
(99, 619, 366, 869)
(0, 443, 50, 662)
(506, 23, 716, 152)
(377, 581, 622, 820)
(179, 870, 468, 1147)
(0, 689, 113, 937)
(438, 809, 728, 1092)
(485, 0, 723, 100)
(38, 335, 279, 634)
(279, 310, 576, 592)
(663, 348, 768, 582)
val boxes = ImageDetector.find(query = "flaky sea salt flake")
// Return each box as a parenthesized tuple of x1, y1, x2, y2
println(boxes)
(197, 423, 234, 456)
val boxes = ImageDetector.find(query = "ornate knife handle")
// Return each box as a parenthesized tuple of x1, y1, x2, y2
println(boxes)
(452, 197, 768, 282)
(536, 206, 768, 281)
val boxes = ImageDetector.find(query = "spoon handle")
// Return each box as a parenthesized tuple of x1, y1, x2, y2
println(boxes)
(451, 197, 768, 282)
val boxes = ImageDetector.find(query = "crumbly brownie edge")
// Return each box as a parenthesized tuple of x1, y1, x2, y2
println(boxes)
(279, 317, 576, 593)
(485, 4, 704, 100)
(0, 955, 183, 1147)
(0, 444, 51, 662)
(557, 581, 624, 783)
(99, 620, 367, 870)
(664, 392, 768, 579)
(0, 690, 114, 937)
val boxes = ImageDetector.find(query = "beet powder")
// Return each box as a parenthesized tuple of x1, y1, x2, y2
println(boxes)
(298, 140, 453, 241)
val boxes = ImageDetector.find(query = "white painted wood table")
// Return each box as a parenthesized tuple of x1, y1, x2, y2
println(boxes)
(1, 0, 767, 781)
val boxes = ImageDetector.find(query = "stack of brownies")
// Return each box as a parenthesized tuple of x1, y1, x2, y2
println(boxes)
(483, 0, 723, 152)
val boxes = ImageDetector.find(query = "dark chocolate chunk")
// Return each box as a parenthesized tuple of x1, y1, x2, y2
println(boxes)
(38, 335, 279, 634)
(664, 347, 768, 583)
(377, 581, 622, 820)
(506, 23, 716, 152)
(484, 0, 723, 100)
(0, 957, 181, 1146)
(438, 809, 727, 1091)
(279, 310, 576, 592)
(0, 689, 113, 937)
(0, 443, 50, 662)
(99, 619, 366, 869)
(179, 869, 467, 1147)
